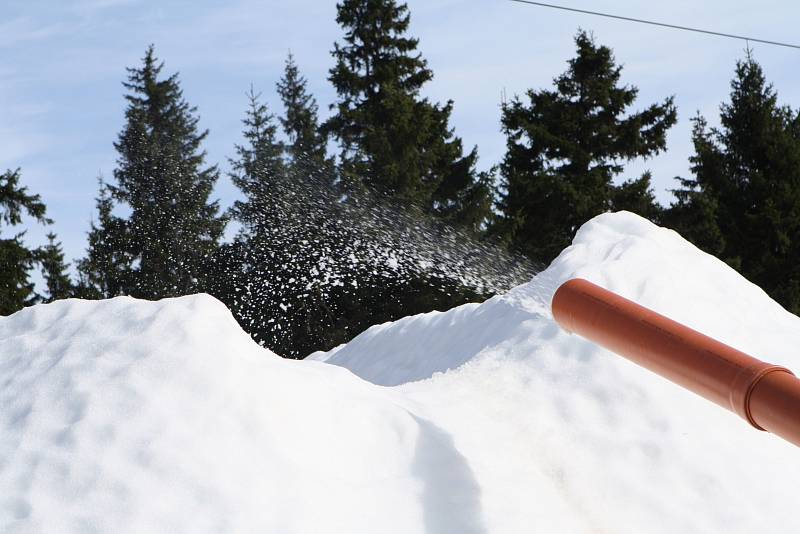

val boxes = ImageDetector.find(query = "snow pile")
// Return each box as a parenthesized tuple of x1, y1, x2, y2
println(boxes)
(3, 211, 800, 533)
(0, 296, 435, 532)
(320, 211, 800, 532)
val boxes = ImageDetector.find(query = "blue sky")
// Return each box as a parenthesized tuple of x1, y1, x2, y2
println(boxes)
(4, 0, 800, 276)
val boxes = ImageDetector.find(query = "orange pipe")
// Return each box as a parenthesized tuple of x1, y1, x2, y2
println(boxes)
(551, 278, 800, 447)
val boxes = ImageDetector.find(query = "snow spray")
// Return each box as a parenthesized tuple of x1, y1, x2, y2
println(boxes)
(237, 159, 538, 297)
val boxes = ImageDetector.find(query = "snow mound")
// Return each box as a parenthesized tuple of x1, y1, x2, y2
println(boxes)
(322, 211, 800, 533)
(3, 211, 800, 533)
(0, 295, 469, 533)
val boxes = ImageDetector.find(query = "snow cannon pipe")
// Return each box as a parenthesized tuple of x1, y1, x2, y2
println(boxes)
(551, 278, 800, 448)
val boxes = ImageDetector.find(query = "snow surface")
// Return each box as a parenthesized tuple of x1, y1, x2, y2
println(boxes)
(3, 211, 800, 533)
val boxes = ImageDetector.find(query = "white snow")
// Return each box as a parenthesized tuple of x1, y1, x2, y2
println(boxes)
(2, 211, 800, 533)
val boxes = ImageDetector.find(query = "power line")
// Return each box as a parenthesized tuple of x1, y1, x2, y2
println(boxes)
(509, 0, 800, 50)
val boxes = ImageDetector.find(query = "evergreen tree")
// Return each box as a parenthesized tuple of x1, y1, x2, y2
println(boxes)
(212, 89, 299, 354)
(0, 168, 51, 314)
(666, 54, 800, 312)
(76, 181, 132, 298)
(38, 232, 73, 302)
(229, 87, 286, 233)
(498, 31, 676, 262)
(277, 53, 329, 169)
(327, 0, 490, 230)
(307, 0, 495, 359)
(95, 45, 225, 299)
(211, 88, 347, 356)
(662, 118, 727, 258)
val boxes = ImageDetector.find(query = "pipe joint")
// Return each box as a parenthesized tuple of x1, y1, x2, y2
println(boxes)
(730, 364, 795, 430)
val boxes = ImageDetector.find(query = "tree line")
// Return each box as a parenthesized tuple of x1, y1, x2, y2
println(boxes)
(3, 0, 800, 356)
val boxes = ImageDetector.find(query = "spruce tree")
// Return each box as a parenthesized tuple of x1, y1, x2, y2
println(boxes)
(214, 89, 297, 354)
(277, 53, 329, 170)
(662, 117, 727, 258)
(498, 31, 676, 262)
(327, 0, 489, 229)
(229, 88, 286, 233)
(316, 0, 494, 359)
(98, 45, 225, 299)
(39, 233, 73, 302)
(76, 180, 132, 298)
(0, 168, 51, 314)
(211, 87, 347, 357)
(667, 54, 800, 312)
